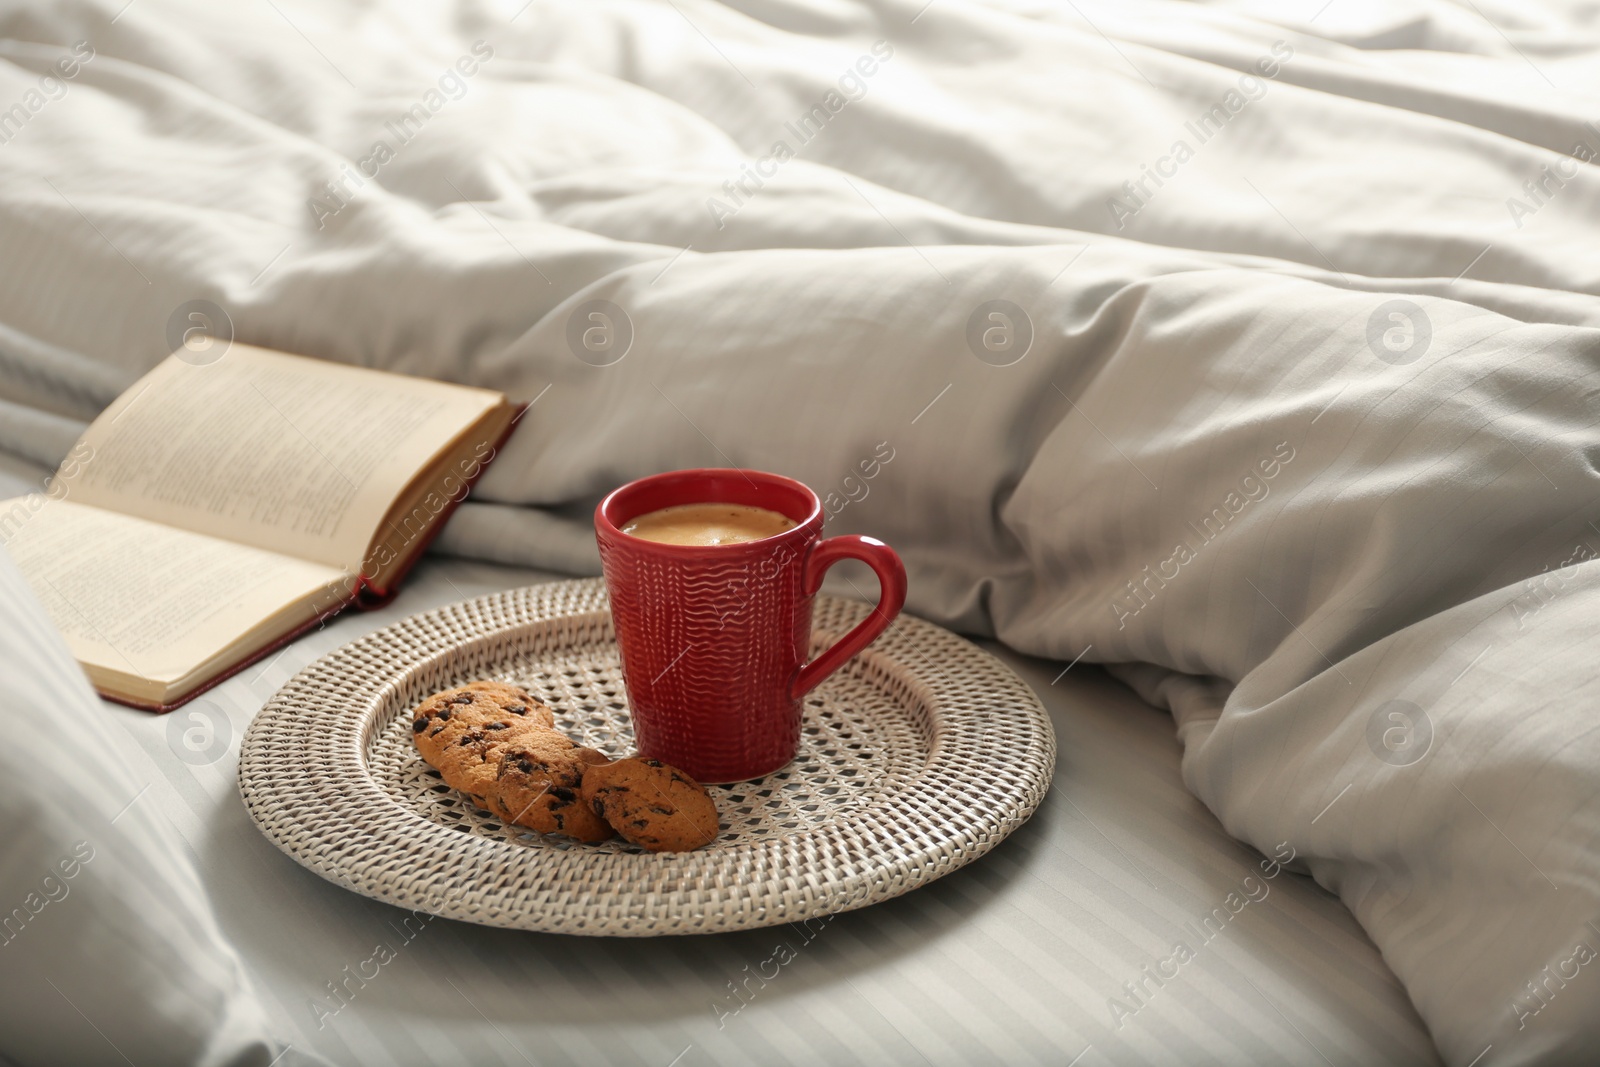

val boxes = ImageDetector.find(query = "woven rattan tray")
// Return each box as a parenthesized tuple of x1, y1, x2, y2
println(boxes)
(238, 579, 1055, 935)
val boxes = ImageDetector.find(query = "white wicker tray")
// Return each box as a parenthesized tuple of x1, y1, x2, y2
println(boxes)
(238, 579, 1055, 935)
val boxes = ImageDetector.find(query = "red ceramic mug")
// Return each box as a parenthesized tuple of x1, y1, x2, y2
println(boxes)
(595, 468, 907, 783)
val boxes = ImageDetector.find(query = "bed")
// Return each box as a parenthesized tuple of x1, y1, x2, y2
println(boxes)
(0, 525, 1442, 1066)
(3, 0, 1599, 1063)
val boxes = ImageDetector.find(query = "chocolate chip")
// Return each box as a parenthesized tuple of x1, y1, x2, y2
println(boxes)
(648, 804, 673, 815)
(437, 708, 452, 721)
(631, 819, 650, 828)
(507, 704, 527, 715)
(412, 718, 427, 733)
(641, 759, 663, 768)
(550, 786, 576, 802)
(592, 799, 606, 818)
(518, 759, 535, 774)
(451, 694, 474, 705)
(484, 722, 509, 731)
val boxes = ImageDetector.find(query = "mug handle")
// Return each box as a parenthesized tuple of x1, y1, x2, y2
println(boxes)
(790, 535, 908, 699)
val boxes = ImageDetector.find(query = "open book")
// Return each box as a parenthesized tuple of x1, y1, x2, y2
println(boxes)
(1, 344, 519, 711)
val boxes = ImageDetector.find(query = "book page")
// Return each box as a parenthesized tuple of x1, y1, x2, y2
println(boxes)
(1, 497, 350, 690)
(65, 345, 503, 571)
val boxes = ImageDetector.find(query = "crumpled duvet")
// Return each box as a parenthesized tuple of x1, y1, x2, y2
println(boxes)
(2, 0, 1599, 1061)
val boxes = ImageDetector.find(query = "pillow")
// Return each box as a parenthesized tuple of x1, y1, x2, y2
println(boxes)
(0, 543, 320, 1066)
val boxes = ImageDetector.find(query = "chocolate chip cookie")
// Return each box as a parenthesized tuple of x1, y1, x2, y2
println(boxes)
(491, 736, 614, 843)
(433, 718, 553, 807)
(581, 757, 720, 852)
(411, 680, 555, 766)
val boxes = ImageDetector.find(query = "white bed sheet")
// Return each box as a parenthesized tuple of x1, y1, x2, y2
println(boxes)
(107, 555, 1441, 1067)
(2, 1, 1600, 1062)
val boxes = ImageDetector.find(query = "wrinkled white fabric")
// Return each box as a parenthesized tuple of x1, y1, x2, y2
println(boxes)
(2, 0, 1599, 1062)
(0, 549, 328, 1067)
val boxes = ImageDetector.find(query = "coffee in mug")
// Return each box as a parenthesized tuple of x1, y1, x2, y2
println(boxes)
(622, 503, 796, 546)
(595, 468, 906, 782)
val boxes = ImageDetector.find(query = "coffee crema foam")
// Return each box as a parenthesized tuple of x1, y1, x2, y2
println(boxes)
(621, 503, 796, 546)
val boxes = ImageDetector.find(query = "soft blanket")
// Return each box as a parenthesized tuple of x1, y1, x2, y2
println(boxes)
(1, 0, 1598, 1062)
